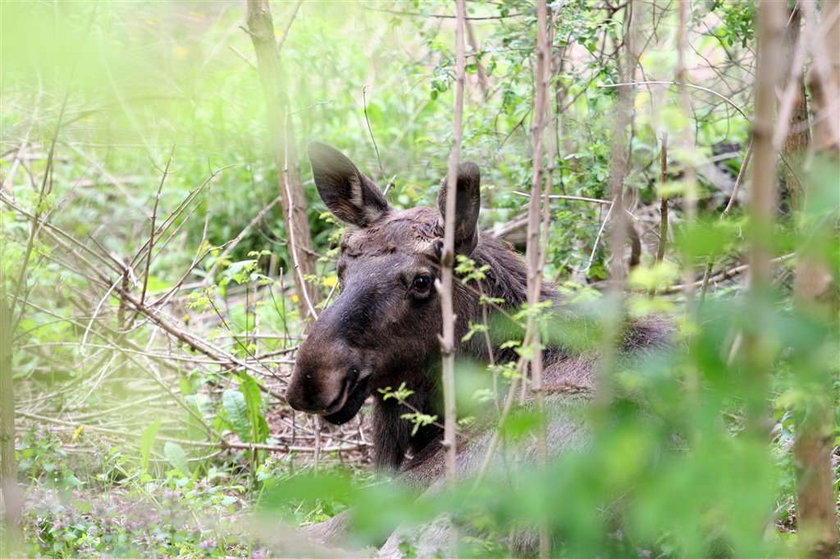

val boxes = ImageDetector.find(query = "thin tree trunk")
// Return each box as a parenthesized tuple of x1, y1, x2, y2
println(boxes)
(655, 133, 668, 263)
(744, 0, 785, 436)
(806, 0, 840, 153)
(792, 1, 839, 556)
(0, 287, 22, 556)
(598, 0, 637, 411)
(527, 0, 552, 556)
(465, 19, 489, 100)
(780, 3, 810, 207)
(439, 0, 467, 491)
(676, 0, 697, 302)
(245, 0, 320, 321)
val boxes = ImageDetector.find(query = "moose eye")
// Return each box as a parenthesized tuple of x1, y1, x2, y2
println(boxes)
(412, 274, 433, 292)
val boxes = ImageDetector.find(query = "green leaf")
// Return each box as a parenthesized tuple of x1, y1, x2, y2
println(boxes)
(139, 419, 161, 473)
(163, 442, 189, 476)
(223, 389, 251, 441)
(240, 374, 269, 443)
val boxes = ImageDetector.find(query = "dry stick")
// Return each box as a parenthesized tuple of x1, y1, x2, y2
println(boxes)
(204, 194, 283, 281)
(512, 191, 611, 205)
(140, 149, 173, 308)
(1, 196, 282, 391)
(527, 1, 553, 556)
(276, 0, 304, 54)
(600, 80, 748, 120)
(655, 133, 668, 264)
(699, 143, 753, 298)
(366, 6, 522, 20)
(1, 88, 42, 193)
(676, 0, 697, 304)
(597, 0, 637, 416)
(246, 0, 319, 321)
(585, 200, 615, 275)
(81, 171, 226, 353)
(745, 0, 785, 437)
(282, 112, 317, 320)
(129, 167, 229, 275)
(439, 0, 467, 496)
(773, 6, 811, 153)
(15, 411, 361, 454)
(11, 94, 70, 333)
(722, 143, 753, 217)
(664, 253, 795, 295)
(792, 2, 840, 557)
(465, 18, 490, 100)
(804, 0, 840, 151)
(13, 295, 217, 436)
(362, 86, 384, 176)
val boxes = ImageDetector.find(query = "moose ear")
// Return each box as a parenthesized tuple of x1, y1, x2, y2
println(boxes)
(308, 142, 390, 227)
(438, 162, 481, 255)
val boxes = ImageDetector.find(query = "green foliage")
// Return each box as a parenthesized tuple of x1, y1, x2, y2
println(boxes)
(2, 0, 837, 557)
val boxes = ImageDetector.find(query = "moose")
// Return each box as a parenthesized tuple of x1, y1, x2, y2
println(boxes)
(284, 142, 670, 554)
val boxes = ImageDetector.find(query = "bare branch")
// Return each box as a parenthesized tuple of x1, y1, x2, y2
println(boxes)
(438, 0, 468, 491)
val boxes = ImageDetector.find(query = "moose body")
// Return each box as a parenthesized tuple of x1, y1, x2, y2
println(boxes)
(285, 143, 670, 553)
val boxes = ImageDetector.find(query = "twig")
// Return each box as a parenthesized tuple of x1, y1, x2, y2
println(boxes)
(584, 201, 615, 275)
(600, 80, 748, 120)
(15, 411, 365, 454)
(664, 254, 795, 294)
(140, 148, 173, 307)
(527, 1, 553, 555)
(465, 18, 490, 100)
(655, 133, 668, 263)
(700, 142, 753, 298)
(365, 6, 522, 20)
(246, 0, 320, 321)
(438, 0, 468, 493)
(597, 0, 638, 415)
(11, 92, 70, 332)
(228, 45, 256, 70)
(282, 111, 318, 320)
(204, 194, 283, 281)
(512, 191, 611, 205)
(276, 0, 304, 54)
(676, 0, 698, 304)
(362, 85, 384, 176)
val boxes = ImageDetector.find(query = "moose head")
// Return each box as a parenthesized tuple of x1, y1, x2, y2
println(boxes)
(285, 143, 481, 426)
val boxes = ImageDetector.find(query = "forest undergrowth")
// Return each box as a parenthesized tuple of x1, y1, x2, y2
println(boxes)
(1, 1, 838, 557)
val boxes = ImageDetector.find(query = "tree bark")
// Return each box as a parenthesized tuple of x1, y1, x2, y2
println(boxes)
(0, 289, 22, 556)
(780, 4, 810, 207)
(245, 0, 320, 321)
(439, 0, 467, 490)
(527, 1, 552, 556)
(744, 0, 785, 438)
(676, 0, 697, 302)
(792, 2, 839, 557)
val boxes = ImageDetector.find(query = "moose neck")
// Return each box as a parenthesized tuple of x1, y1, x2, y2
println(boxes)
(372, 234, 561, 471)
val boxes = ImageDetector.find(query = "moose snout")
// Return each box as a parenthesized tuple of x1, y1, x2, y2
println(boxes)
(286, 337, 364, 415)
